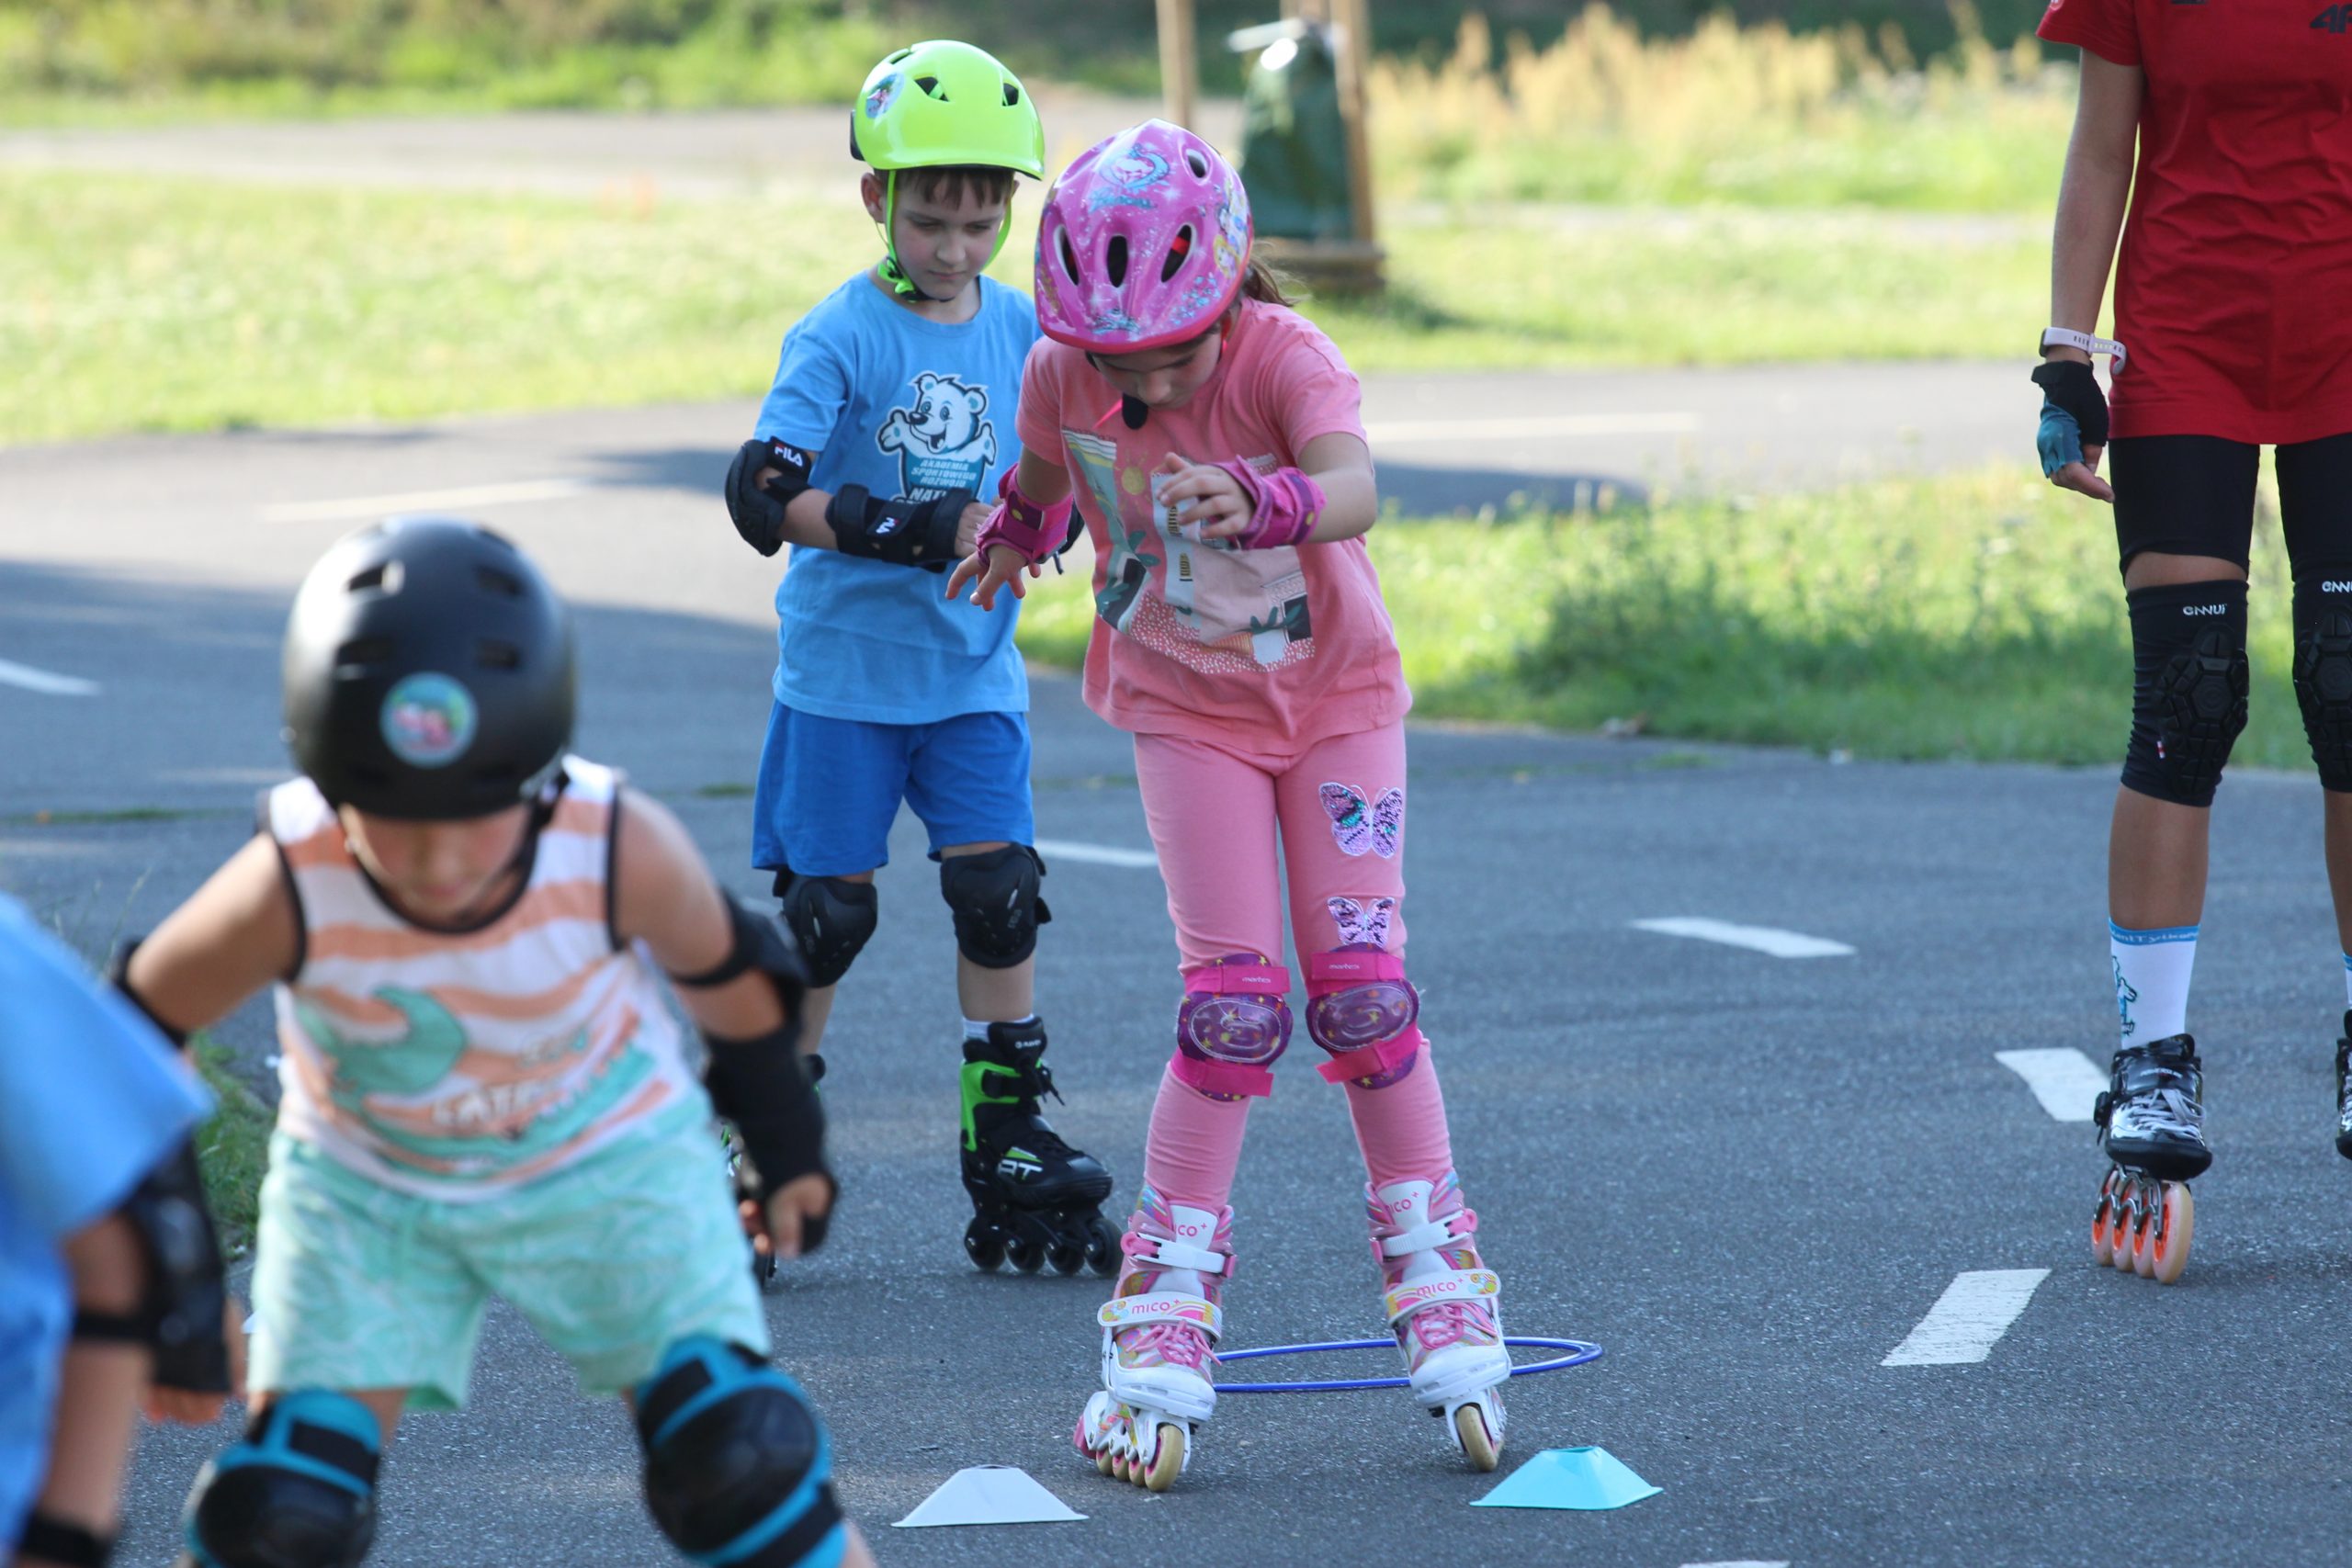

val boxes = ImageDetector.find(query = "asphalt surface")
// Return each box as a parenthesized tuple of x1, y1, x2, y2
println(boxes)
(9, 400, 2352, 1567)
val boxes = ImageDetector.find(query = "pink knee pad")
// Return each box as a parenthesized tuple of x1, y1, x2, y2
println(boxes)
(1172, 953, 1294, 1100)
(1306, 947, 1423, 1089)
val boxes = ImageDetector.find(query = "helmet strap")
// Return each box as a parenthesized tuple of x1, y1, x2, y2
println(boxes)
(876, 172, 945, 303)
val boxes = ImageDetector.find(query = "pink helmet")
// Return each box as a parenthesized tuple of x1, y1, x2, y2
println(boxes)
(1034, 119, 1254, 354)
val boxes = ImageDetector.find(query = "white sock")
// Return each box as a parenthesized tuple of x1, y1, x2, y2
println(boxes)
(965, 1015, 1037, 1041)
(2341, 953, 2351, 1012)
(2110, 921, 2198, 1046)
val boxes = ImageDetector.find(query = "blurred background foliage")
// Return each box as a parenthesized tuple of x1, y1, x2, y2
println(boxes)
(0, 0, 2055, 109)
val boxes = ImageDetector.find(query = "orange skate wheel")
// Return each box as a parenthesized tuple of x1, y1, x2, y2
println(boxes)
(2138, 1181, 2194, 1284)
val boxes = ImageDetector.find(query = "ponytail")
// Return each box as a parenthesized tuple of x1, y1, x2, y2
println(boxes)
(1238, 254, 1295, 307)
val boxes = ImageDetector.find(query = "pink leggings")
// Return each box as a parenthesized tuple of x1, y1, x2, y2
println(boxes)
(1131, 724, 1454, 1215)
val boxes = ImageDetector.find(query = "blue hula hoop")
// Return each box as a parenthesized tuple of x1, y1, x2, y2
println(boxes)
(1214, 1335, 1602, 1394)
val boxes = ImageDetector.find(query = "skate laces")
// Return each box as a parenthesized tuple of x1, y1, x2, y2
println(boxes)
(2124, 1085, 2202, 1138)
(1118, 1321, 1215, 1372)
(1404, 1298, 1498, 1357)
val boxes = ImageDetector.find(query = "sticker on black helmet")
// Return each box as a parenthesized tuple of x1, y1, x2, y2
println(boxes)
(380, 673, 478, 769)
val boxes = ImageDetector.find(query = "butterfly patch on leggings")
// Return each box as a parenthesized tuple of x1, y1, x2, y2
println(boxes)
(1328, 895, 1396, 949)
(1318, 783, 1403, 858)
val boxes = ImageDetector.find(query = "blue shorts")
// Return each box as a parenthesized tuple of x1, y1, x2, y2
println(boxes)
(751, 705, 1035, 878)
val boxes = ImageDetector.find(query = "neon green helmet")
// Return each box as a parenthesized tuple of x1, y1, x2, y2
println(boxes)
(851, 40, 1045, 299)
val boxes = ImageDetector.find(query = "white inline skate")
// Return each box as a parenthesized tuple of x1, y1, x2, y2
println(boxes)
(1073, 1185, 1232, 1493)
(1366, 1172, 1509, 1470)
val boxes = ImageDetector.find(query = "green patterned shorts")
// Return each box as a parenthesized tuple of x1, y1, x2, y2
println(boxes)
(248, 1111, 770, 1412)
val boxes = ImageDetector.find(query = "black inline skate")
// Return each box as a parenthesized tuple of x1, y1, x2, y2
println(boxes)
(959, 1021, 1117, 1275)
(2091, 1032, 2207, 1284)
(2333, 1012, 2352, 1159)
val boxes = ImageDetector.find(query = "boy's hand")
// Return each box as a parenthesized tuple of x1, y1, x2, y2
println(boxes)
(956, 501, 993, 558)
(1156, 453, 1253, 540)
(742, 1171, 836, 1262)
(945, 544, 1039, 610)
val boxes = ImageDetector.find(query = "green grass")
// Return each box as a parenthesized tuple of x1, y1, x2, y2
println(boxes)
(1017, 466, 2311, 771)
(0, 170, 2041, 445)
(193, 1037, 273, 1258)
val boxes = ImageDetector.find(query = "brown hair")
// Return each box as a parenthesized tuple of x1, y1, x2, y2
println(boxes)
(1238, 254, 1295, 308)
(893, 164, 1018, 209)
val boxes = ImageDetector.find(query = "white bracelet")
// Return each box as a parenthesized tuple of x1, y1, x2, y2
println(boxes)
(2041, 327, 2127, 372)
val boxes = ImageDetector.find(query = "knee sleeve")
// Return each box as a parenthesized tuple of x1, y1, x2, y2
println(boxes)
(938, 844, 1049, 969)
(1306, 949, 1424, 1089)
(1172, 954, 1293, 1100)
(2296, 566, 2352, 791)
(635, 1337, 845, 1568)
(775, 874, 877, 989)
(182, 1392, 379, 1568)
(2120, 580, 2249, 807)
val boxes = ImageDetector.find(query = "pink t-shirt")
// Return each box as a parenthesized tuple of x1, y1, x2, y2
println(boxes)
(1015, 300, 1408, 749)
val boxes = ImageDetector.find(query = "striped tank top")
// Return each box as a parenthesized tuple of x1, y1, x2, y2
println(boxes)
(265, 757, 705, 1200)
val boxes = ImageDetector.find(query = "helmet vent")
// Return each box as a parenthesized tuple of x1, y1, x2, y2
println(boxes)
(476, 639, 521, 671)
(1057, 229, 1081, 285)
(1183, 147, 1211, 179)
(346, 562, 398, 594)
(1002, 83, 1022, 107)
(1162, 226, 1194, 282)
(474, 565, 524, 598)
(334, 637, 393, 672)
(1105, 234, 1128, 287)
(914, 75, 944, 99)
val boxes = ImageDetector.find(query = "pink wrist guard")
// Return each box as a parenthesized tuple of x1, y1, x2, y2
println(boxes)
(1216, 461, 1327, 551)
(973, 468, 1075, 566)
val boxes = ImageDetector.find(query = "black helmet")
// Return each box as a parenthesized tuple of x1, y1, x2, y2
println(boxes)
(282, 516, 575, 820)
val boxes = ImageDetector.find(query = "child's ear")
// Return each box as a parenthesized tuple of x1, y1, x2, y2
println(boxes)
(859, 170, 888, 220)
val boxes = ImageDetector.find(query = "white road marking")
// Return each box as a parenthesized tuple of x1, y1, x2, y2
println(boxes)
(0, 658, 100, 696)
(260, 477, 596, 524)
(1632, 917, 1854, 958)
(1882, 1269, 2051, 1367)
(1034, 838, 1159, 869)
(1364, 411, 1701, 443)
(1995, 1048, 2107, 1122)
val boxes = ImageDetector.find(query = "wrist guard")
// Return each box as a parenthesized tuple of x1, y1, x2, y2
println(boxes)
(823, 485, 968, 570)
(2031, 359, 2110, 476)
(1217, 461, 1329, 551)
(972, 467, 1080, 567)
(705, 1031, 834, 1252)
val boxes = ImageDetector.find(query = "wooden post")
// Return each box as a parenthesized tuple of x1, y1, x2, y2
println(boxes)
(1157, 0, 1199, 130)
(1329, 0, 1378, 248)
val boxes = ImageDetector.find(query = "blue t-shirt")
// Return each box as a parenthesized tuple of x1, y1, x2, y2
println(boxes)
(0, 897, 209, 1548)
(754, 271, 1038, 725)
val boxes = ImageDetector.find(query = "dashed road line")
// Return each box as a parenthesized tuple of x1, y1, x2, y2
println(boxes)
(0, 658, 101, 696)
(1365, 412, 1701, 442)
(260, 477, 595, 524)
(1882, 1269, 2051, 1366)
(1034, 838, 1159, 870)
(1632, 917, 1854, 959)
(1995, 1048, 2106, 1122)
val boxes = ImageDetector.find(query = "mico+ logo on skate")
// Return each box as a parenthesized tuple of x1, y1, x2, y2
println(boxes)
(2315, 5, 2352, 32)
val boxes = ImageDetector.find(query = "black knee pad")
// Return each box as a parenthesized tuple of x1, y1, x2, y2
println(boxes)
(2120, 580, 2249, 807)
(182, 1391, 379, 1568)
(774, 873, 877, 989)
(635, 1338, 844, 1568)
(939, 844, 1050, 969)
(2296, 565, 2352, 792)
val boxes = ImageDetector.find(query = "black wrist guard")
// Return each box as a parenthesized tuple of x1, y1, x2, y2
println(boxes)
(2030, 359, 2110, 450)
(705, 1029, 834, 1252)
(74, 1138, 230, 1396)
(822, 485, 969, 570)
(19, 1513, 114, 1568)
(725, 437, 816, 558)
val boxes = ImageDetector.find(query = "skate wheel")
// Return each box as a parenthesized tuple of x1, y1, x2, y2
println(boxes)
(2137, 1181, 2193, 1284)
(1046, 1235, 1087, 1276)
(1453, 1403, 1501, 1472)
(1083, 1213, 1121, 1277)
(1140, 1423, 1186, 1492)
(963, 1225, 1006, 1271)
(1095, 1445, 1116, 1475)
(2111, 1180, 2143, 1271)
(2090, 1170, 2123, 1266)
(1005, 1233, 1046, 1274)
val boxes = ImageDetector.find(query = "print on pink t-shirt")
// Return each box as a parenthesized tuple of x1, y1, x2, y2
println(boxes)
(1015, 300, 1409, 749)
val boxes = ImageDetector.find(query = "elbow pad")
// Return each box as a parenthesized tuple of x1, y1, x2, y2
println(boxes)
(106, 936, 187, 1051)
(74, 1138, 232, 1396)
(725, 437, 816, 558)
(822, 484, 968, 570)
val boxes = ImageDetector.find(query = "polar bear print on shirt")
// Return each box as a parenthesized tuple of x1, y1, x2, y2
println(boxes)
(877, 372, 1000, 500)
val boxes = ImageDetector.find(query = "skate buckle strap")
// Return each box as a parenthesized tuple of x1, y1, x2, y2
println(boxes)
(1125, 1228, 1229, 1275)
(1170, 1055, 1277, 1099)
(1385, 1269, 1500, 1326)
(1374, 1206, 1476, 1259)
(1182, 959, 1293, 997)
(1314, 1024, 1426, 1086)
(1101, 1292, 1223, 1341)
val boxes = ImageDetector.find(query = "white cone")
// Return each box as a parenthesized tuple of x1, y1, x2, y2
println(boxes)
(891, 1465, 1088, 1528)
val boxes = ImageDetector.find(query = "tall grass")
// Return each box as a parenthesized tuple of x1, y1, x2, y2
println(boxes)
(1371, 6, 2074, 212)
(1018, 468, 2311, 771)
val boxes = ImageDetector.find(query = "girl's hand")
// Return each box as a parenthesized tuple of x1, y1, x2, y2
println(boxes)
(744, 1171, 835, 1263)
(1155, 454, 1252, 540)
(945, 544, 1035, 609)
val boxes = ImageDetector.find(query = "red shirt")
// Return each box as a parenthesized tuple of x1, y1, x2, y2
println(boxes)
(2039, 0, 2352, 444)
